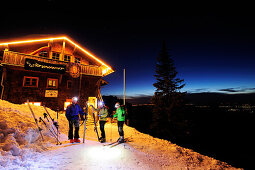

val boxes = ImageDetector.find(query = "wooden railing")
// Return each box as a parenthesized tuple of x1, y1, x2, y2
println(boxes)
(0, 50, 103, 76)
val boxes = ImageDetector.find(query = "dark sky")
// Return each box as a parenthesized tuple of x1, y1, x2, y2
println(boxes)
(1, 2, 255, 98)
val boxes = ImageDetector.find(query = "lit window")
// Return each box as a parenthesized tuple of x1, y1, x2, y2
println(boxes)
(64, 55, 71, 62)
(64, 99, 72, 110)
(47, 78, 58, 88)
(23, 76, 39, 87)
(67, 80, 72, 89)
(75, 57, 81, 64)
(52, 52, 60, 60)
(33, 102, 41, 106)
(24, 102, 41, 106)
(64, 102, 71, 110)
(39, 51, 48, 58)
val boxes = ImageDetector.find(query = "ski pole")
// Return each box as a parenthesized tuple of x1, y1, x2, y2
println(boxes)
(43, 105, 60, 134)
(56, 108, 59, 145)
(83, 104, 88, 143)
(93, 111, 100, 141)
(39, 117, 62, 144)
(83, 118, 87, 143)
(27, 100, 44, 141)
(43, 113, 50, 122)
(42, 114, 58, 137)
(43, 105, 54, 122)
(42, 116, 58, 136)
(110, 117, 112, 142)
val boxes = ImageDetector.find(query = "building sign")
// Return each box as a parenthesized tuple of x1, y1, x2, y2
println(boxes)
(24, 58, 66, 74)
(69, 62, 81, 78)
(45, 90, 58, 97)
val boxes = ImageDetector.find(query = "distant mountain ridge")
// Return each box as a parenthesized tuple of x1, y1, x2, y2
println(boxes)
(185, 92, 255, 105)
(126, 92, 255, 105)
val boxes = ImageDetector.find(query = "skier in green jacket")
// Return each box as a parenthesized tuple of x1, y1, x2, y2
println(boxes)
(113, 102, 125, 143)
(91, 101, 108, 143)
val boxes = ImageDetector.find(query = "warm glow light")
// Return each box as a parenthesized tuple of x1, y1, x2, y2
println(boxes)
(33, 102, 41, 106)
(65, 37, 112, 70)
(87, 146, 122, 160)
(64, 102, 71, 110)
(24, 102, 41, 106)
(102, 69, 107, 75)
(0, 36, 114, 74)
(0, 37, 65, 46)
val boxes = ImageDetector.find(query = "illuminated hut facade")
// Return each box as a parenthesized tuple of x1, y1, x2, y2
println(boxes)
(0, 35, 114, 110)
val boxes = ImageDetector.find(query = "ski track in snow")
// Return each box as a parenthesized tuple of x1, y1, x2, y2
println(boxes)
(26, 140, 150, 170)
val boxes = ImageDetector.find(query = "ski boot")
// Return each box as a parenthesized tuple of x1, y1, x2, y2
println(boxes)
(74, 138, 81, 143)
(117, 137, 120, 142)
(100, 138, 106, 143)
(118, 136, 125, 143)
(70, 139, 74, 143)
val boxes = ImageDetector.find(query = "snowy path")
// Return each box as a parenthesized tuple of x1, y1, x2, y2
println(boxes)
(0, 101, 237, 170)
(26, 140, 151, 170)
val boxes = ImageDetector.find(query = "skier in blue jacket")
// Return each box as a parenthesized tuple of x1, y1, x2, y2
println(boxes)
(65, 97, 86, 143)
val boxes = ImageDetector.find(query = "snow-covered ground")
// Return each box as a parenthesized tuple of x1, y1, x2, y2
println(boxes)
(14, 140, 152, 170)
(0, 100, 240, 169)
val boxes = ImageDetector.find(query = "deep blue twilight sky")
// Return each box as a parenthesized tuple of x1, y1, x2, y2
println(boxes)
(0, 8, 255, 98)
(93, 17, 255, 97)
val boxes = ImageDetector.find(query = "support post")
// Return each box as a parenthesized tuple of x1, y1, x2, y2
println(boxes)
(123, 68, 125, 105)
(48, 40, 53, 59)
(61, 40, 65, 61)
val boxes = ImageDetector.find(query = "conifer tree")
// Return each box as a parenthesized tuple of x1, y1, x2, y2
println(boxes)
(151, 41, 185, 135)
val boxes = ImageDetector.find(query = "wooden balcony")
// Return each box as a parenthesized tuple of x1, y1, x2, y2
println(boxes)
(0, 50, 104, 76)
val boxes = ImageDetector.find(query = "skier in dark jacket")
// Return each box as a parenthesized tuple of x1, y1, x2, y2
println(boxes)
(65, 97, 85, 143)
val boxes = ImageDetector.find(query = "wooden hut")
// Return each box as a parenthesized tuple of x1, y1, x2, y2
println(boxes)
(0, 35, 114, 110)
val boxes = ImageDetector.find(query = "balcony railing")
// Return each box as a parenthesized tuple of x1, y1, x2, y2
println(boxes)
(0, 50, 103, 76)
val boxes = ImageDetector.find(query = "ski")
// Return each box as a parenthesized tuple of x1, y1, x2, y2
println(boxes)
(27, 100, 44, 141)
(43, 105, 61, 145)
(92, 111, 100, 142)
(110, 139, 129, 148)
(39, 117, 62, 144)
(110, 142, 123, 148)
(43, 105, 54, 122)
(56, 108, 59, 145)
(41, 115, 58, 137)
(104, 138, 132, 147)
(103, 141, 118, 146)
(82, 118, 87, 143)
(43, 105, 60, 134)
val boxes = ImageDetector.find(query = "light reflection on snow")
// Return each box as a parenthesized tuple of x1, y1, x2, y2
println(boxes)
(87, 146, 123, 161)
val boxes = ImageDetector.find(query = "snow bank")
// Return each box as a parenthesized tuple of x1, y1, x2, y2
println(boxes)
(0, 100, 239, 169)
(0, 100, 68, 168)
